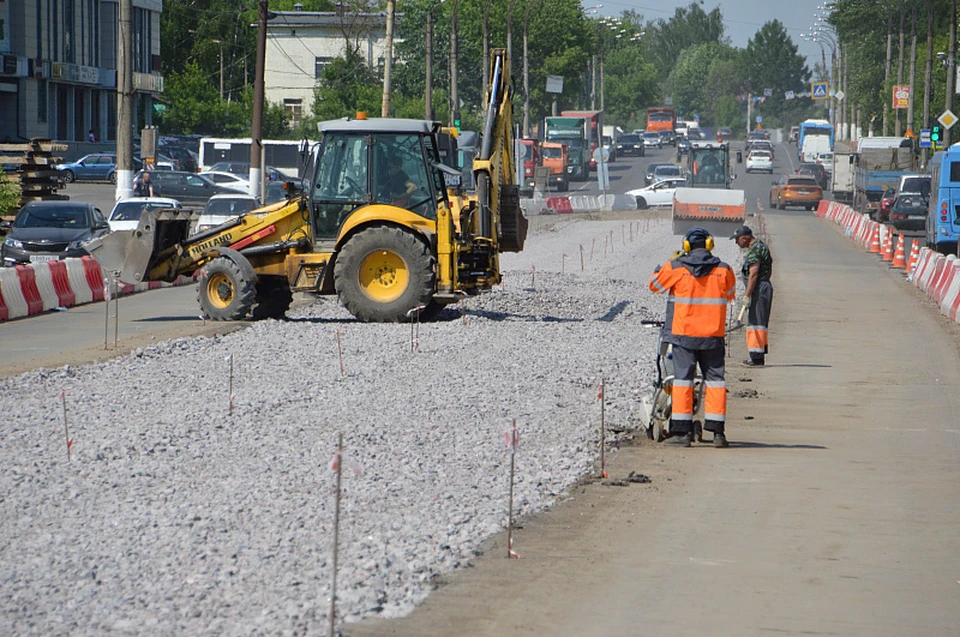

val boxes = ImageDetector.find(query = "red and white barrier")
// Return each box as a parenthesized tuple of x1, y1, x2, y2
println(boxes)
(0, 256, 194, 321)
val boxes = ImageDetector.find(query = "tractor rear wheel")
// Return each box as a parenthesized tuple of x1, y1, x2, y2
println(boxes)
(252, 276, 293, 320)
(198, 257, 258, 320)
(334, 226, 436, 322)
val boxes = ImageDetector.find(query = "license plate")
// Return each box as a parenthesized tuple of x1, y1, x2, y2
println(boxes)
(29, 254, 58, 263)
(797, 190, 811, 195)
(908, 215, 925, 220)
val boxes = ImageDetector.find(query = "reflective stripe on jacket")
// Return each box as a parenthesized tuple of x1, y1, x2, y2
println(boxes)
(650, 249, 736, 349)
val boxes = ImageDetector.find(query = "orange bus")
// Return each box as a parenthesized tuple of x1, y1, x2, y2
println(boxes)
(646, 108, 676, 133)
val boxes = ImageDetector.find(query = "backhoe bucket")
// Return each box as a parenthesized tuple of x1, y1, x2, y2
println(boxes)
(84, 208, 198, 283)
(671, 187, 746, 237)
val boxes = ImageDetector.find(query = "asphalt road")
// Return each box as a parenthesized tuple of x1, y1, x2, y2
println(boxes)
(346, 145, 960, 636)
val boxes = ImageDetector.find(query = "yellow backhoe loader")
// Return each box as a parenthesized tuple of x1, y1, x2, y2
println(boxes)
(86, 50, 525, 322)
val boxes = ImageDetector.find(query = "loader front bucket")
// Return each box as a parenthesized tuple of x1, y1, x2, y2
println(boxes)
(84, 208, 199, 283)
(671, 187, 746, 237)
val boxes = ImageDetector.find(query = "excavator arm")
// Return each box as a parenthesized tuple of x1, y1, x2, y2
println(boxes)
(473, 48, 527, 252)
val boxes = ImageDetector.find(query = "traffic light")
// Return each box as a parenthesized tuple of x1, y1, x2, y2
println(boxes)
(932, 125, 943, 143)
(454, 119, 461, 129)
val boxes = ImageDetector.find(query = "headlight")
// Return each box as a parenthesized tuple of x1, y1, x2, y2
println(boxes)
(67, 239, 86, 250)
(3, 236, 22, 249)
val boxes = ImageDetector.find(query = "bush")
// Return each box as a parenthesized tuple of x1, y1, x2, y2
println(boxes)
(0, 168, 21, 214)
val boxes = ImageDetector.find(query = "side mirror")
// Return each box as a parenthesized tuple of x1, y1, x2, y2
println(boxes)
(0, 219, 12, 231)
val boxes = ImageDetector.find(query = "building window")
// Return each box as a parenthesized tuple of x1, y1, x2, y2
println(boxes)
(284, 98, 303, 124)
(38, 81, 47, 123)
(315, 57, 333, 79)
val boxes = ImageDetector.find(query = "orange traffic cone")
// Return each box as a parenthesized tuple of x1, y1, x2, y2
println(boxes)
(868, 225, 881, 253)
(892, 234, 906, 268)
(881, 228, 895, 262)
(906, 240, 920, 272)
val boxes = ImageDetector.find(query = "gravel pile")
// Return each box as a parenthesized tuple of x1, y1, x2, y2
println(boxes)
(0, 215, 741, 634)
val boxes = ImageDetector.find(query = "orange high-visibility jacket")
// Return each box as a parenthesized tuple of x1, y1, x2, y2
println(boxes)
(650, 251, 736, 348)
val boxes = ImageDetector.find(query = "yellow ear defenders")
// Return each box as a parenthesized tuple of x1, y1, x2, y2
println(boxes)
(682, 227, 714, 253)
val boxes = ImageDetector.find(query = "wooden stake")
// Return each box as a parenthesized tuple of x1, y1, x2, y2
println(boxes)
(590, 238, 595, 261)
(228, 353, 234, 414)
(562, 253, 567, 273)
(61, 390, 71, 461)
(609, 230, 614, 253)
(336, 328, 345, 376)
(103, 277, 111, 350)
(579, 244, 585, 271)
(506, 420, 519, 559)
(113, 277, 119, 349)
(599, 377, 607, 478)
(329, 433, 343, 637)
(530, 265, 535, 288)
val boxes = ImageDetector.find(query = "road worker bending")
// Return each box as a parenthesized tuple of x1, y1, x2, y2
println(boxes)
(731, 225, 774, 367)
(649, 227, 737, 448)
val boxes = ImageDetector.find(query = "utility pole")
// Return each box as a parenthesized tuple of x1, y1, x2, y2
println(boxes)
(425, 9, 433, 120)
(884, 11, 892, 135)
(381, 0, 395, 117)
(946, 0, 957, 146)
(212, 39, 224, 101)
(522, 7, 531, 137)
(906, 10, 917, 137)
(115, 0, 134, 200)
(921, 0, 933, 167)
(250, 0, 267, 202)
(896, 7, 905, 136)
(482, 0, 491, 93)
(450, 0, 461, 127)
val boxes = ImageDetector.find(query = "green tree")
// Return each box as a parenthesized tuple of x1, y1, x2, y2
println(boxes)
(742, 20, 810, 121)
(0, 169, 20, 214)
(645, 3, 726, 78)
(666, 42, 738, 122)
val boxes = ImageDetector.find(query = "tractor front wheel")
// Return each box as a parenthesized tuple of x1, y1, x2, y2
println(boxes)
(198, 257, 258, 320)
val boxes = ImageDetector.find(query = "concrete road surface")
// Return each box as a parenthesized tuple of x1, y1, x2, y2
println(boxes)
(347, 162, 960, 635)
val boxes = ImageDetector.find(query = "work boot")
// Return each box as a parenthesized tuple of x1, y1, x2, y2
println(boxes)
(664, 433, 692, 447)
(741, 358, 764, 367)
(713, 433, 729, 448)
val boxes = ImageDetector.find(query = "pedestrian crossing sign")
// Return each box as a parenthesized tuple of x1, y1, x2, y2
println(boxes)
(812, 82, 829, 100)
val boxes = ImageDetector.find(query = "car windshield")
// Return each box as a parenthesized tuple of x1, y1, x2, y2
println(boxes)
(15, 206, 89, 228)
(110, 201, 176, 221)
(901, 177, 931, 197)
(542, 146, 563, 159)
(787, 178, 818, 186)
(647, 163, 669, 174)
(655, 166, 681, 176)
(620, 135, 640, 143)
(750, 151, 771, 158)
(643, 133, 659, 139)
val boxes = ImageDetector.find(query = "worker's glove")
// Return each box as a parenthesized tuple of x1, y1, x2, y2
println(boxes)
(741, 296, 752, 310)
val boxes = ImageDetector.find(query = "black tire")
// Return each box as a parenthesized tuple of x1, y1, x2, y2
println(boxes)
(636, 196, 648, 210)
(198, 257, 258, 320)
(251, 276, 293, 320)
(62, 170, 75, 184)
(108, 171, 117, 185)
(334, 225, 436, 322)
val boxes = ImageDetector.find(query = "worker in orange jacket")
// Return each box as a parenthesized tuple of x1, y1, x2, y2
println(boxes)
(649, 227, 737, 447)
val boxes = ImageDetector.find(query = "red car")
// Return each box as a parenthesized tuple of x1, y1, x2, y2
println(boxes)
(877, 187, 896, 222)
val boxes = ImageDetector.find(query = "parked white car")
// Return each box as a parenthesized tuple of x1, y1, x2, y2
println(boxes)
(745, 150, 774, 174)
(815, 151, 834, 173)
(107, 197, 182, 232)
(200, 170, 252, 194)
(193, 194, 260, 234)
(626, 177, 687, 209)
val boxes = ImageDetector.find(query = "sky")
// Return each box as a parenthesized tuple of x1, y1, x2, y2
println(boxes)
(593, 0, 830, 72)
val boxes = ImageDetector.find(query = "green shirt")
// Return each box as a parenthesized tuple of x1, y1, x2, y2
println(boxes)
(742, 239, 773, 282)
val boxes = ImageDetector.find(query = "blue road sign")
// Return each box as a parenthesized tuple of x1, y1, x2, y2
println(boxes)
(919, 129, 932, 149)
(812, 82, 829, 100)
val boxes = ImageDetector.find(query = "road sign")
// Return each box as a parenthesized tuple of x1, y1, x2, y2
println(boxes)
(546, 75, 563, 94)
(694, 113, 700, 121)
(665, 96, 673, 106)
(812, 82, 829, 100)
(938, 109, 958, 130)
(920, 128, 932, 149)
(756, 115, 762, 123)
(835, 90, 845, 102)
(784, 90, 795, 100)
(763, 88, 772, 97)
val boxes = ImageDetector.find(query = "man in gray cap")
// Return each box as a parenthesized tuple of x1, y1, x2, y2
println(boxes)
(731, 225, 773, 366)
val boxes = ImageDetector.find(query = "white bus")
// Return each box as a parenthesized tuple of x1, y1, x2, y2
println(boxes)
(198, 138, 309, 178)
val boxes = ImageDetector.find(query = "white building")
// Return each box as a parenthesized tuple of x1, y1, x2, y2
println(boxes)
(264, 8, 396, 124)
(0, 0, 164, 142)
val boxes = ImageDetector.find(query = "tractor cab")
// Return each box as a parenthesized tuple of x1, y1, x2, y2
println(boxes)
(309, 119, 450, 240)
(685, 141, 731, 188)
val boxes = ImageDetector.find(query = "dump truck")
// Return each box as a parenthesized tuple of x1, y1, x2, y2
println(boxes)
(672, 141, 745, 236)
(544, 116, 589, 181)
(86, 49, 526, 323)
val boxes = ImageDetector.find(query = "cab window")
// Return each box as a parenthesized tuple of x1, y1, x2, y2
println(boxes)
(371, 134, 436, 219)
(313, 134, 369, 238)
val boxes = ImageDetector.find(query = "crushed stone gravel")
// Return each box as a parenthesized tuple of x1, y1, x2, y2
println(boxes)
(0, 215, 743, 634)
